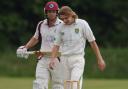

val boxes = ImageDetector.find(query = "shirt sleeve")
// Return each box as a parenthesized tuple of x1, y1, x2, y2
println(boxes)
(33, 21, 43, 39)
(82, 20, 95, 42)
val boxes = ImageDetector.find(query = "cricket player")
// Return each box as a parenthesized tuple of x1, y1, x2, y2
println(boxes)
(49, 6, 106, 89)
(16, 1, 63, 89)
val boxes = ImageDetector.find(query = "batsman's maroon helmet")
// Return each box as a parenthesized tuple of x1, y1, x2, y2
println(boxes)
(44, 1, 59, 13)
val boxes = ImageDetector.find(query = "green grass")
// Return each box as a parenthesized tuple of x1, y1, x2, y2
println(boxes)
(84, 79, 128, 89)
(0, 77, 33, 89)
(0, 77, 128, 89)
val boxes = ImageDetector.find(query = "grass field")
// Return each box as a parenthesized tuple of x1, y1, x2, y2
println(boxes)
(0, 77, 128, 89)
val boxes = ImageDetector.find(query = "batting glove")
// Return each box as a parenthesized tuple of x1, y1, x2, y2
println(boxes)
(16, 46, 29, 59)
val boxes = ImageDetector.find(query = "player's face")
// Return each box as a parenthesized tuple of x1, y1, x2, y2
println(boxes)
(60, 15, 74, 25)
(47, 10, 57, 20)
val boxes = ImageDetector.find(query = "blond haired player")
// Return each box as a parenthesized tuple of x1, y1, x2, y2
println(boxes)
(49, 6, 106, 89)
(16, 1, 63, 89)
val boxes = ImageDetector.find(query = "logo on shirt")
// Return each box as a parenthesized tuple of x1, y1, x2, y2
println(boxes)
(46, 35, 55, 42)
(60, 32, 64, 35)
(54, 37, 56, 41)
(75, 28, 79, 34)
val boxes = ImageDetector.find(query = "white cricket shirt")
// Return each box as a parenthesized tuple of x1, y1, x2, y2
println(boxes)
(33, 18, 62, 51)
(54, 19, 95, 56)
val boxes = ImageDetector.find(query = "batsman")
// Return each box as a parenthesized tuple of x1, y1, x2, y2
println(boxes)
(49, 6, 106, 89)
(16, 1, 63, 89)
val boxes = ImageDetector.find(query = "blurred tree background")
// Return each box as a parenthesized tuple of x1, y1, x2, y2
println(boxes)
(0, 0, 128, 78)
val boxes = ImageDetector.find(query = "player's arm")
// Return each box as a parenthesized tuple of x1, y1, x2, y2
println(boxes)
(25, 21, 43, 49)
(82, 20, 106, 71)
(49, 24, 62, 69)
(51, 45, 60, 58)
(49, 45, 60, 69)
(89, 41, 106, 71)
(25, 36, 39, 49)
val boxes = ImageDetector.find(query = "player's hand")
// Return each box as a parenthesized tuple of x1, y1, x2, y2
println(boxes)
(16, 46, 29, 59)
(49, 58, 58, 70)
(98, 59, 106, 71)
(35, 51, 44, 60)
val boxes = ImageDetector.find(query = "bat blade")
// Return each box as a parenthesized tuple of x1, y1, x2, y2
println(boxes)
(25, 51, 61, 57)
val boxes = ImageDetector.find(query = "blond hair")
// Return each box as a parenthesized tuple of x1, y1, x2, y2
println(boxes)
(59, 6, 78, 19)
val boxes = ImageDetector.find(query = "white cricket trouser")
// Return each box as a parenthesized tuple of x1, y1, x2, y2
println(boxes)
(33, 57, 62, 89)
(60, 55, 85, 89)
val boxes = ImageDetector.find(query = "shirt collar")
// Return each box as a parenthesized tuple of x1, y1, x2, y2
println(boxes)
(43, 18, 62, 25)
